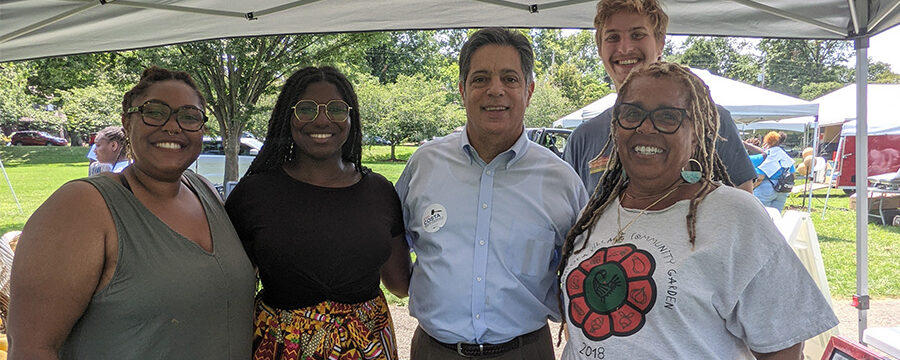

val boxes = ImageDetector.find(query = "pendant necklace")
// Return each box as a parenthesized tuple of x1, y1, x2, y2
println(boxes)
(612, 185, 681, 244)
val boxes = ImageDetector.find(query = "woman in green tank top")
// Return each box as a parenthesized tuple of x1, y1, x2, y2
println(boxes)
(7, 66, 256, 359)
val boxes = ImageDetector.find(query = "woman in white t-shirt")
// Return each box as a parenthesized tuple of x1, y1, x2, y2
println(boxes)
(558, 63, 837, 359)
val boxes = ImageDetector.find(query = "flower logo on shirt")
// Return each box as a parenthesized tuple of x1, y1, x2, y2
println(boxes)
(566, 243, 657, 340)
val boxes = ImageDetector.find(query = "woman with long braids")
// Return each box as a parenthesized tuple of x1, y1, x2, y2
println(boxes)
(558, 63, 837, 359)
(224, 66, 410, 360)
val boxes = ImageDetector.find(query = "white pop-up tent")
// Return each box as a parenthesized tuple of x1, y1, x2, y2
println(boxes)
(552, 68, 819, 128)
(2, 0, 899, 345)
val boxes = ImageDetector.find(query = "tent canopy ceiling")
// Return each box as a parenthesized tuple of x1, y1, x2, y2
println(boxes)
(1, 0, 899, 62)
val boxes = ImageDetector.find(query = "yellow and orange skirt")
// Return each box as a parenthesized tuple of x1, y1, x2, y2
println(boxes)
(252, 293, 398, 360)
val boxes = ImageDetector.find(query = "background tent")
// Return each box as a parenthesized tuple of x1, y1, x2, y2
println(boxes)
(552, 94, 616, 128)
(737, 117, 815, 133)
(552, 68, 819, 128)
(815, 83, 900, 128)
(2, 0, 899, 344)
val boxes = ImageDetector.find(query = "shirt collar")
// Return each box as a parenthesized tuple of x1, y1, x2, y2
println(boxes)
(459, 125, 529, 169)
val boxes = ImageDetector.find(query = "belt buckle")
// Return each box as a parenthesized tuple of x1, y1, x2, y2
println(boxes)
(456, 343, 484, 357)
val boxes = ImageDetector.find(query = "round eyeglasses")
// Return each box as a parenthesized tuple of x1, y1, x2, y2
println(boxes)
(614, 102, 687, 134)
(292, 99, 352, 123)
(126, 101, 207, 132)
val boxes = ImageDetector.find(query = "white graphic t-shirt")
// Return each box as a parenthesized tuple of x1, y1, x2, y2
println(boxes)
(561, 186, 837, 359)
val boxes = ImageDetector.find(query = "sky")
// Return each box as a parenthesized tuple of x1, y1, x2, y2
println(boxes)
(864, 25, 900, 71)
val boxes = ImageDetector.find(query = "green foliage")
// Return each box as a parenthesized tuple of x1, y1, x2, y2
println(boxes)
(59, 80, 124, 145)
(758, 39, 852, 96)
(143, 33, 382, 181)
(525, 79, 574, 128)
(0, 63, 33, 129)
(24, 52, 142, 101)
(532, 29, 611, 106)
(672, 36, 761, 84)
(364, 31, 449, 84)
(800, 81, 844, 100)
(357, 74, 464, 160)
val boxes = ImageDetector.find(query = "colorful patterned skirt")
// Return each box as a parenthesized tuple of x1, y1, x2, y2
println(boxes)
(252, 293, 398, 360)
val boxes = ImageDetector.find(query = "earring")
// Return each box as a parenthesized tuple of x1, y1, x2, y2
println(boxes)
(681, 158, 702, 184)
(124, 133, 134, 160)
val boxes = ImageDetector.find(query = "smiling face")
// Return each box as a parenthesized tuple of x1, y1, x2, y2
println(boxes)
(290, 81, 350, 162)
(122, 80, 204, 180)
(598, 11, 665, 89)
(615, 76, 696, 193)
(460, 44, 534, 148)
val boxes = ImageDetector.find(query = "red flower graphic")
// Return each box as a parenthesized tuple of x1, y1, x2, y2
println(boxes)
(566, 243, 656, 340)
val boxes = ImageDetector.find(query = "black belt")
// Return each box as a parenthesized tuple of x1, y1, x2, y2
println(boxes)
(430, 325, 546, 357)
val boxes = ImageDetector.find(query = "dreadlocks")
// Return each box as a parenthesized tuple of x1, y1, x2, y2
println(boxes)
(247, 66, 364, 176)
(556, 62, 734, 326)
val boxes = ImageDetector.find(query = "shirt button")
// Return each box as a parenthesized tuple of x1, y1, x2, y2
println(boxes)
(486, 170, 492, 176)
(479, 240, 485, 246)
(476, 277, 482, 282)
(482, 203, 488, 209)
(476, 314, 481, 319)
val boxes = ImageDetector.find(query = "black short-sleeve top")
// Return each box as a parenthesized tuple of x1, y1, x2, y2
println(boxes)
(225, 168, 404, 309)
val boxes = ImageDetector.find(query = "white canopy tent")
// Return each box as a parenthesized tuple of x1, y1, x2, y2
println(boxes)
(816, 83, 900, 127)
(737, 117, 815, 133)
(552, 68, 819, 128)
(2, 0, 899, 344)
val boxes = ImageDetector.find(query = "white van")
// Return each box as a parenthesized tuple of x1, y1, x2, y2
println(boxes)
(189, 136, 263, 187)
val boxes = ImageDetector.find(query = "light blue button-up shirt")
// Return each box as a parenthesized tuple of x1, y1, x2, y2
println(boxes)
(395, 128, 588, 344)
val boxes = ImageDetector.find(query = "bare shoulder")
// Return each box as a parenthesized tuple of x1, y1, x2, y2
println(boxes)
(19, 179, 112, 250)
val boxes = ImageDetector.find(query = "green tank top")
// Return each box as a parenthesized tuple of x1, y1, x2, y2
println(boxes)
(60, 172, 255, 359)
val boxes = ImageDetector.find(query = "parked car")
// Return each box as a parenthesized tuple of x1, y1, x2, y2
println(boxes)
(10, 131, 68, 146)
(188, 136, 263, 188)
(363, 134, 392, 145)
(526, 127, 572, 158)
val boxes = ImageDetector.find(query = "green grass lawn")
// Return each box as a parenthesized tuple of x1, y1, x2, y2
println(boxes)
(2, 146, 898, 303)
(783, 187, 900, 298)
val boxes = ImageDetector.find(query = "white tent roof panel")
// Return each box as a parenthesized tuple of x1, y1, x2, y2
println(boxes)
(553, 68, 819, 128)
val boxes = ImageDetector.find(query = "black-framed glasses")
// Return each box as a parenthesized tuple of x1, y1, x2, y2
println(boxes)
(614, 102, 687, 134)
(292, 99, 352, 123)
(126, 101, 207, 132)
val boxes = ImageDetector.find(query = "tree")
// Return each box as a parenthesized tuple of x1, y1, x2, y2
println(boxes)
(672, 36, 760, 84)
(0, 62, 33, 133)
(59, 80, 124, 145)
(758, 39, 852, 96)
(532, 29, 611, 105)
(799, 81, 844, 100)
(525, 78, 573, 128)
(364, 31, 446, 84)
(357, 74, 463, 160)
(145, 33, 380, 182)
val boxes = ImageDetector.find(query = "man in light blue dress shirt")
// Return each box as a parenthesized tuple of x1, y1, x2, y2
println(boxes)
(395, 28, 588, 359)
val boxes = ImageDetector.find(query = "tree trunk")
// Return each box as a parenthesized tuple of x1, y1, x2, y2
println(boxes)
(223, 124, 242, 184)
(390, 144, 397, 161)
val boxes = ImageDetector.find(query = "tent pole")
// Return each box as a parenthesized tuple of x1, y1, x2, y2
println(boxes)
(807, 116, 819, 213)
(853, 36, 869, 344)
(0, 158, 24, 215)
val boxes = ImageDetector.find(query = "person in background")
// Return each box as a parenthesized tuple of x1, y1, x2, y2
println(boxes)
(225, 66, 410, 360)
(559, 62, 837, 359)
(752, 131, 796, 212)
(8, 66, 255, 359)
(396, 28, 588, 359)
(563, 0, 757, 196)
(88, 126, 129, 176)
